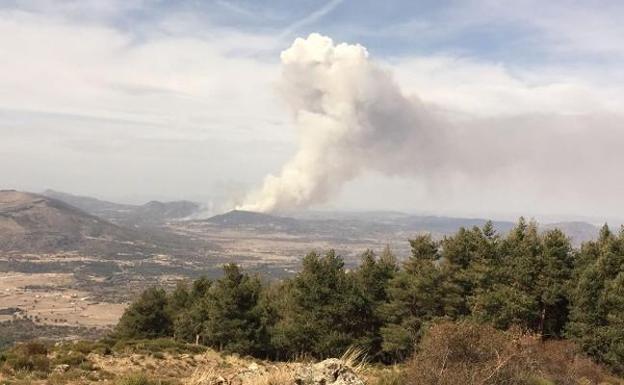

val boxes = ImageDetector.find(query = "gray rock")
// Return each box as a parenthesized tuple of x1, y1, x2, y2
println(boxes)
(53, 364, 70, 373)
(294, 358, 365, 385)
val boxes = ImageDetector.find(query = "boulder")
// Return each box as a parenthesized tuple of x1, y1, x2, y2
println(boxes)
(294, 358, 365, 385)
(53, 364, 70, 373)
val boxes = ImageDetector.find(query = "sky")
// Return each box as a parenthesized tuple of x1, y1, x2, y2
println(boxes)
(1, 0, 624, 220)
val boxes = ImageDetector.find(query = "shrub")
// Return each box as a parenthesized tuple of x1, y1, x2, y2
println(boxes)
(78, 360, 95, 371)
(405, 321, 531, 385)
(526, 339, 622, 385)
(2, 353, 50, 374)
(18, 341, 48, 356)
(69, 340, 110, 355)
(114, 287, 172, 340)
(405, 321, 623, 385)
(47, 367, 92, 385)
(0, 341, 50, 374)
(53, 351, 87, 366)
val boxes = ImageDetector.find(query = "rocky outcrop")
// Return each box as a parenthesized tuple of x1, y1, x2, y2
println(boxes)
(187, 358, 365, 385)
(294, 358, 365, 385)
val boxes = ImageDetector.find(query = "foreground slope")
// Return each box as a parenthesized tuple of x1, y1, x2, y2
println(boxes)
(1, 323, 622, 385)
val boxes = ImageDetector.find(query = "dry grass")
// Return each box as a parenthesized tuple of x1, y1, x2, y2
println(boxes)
(368, 367, 406, 385)
(187, 346, 365, 385)
(250, 367, 293, 385)
(186, 365, 293, 385)
(187, 367, 224, 385)
(340, 347, 368, 375)
(1, 324, 621, 385)
(116, 372, 159, 385)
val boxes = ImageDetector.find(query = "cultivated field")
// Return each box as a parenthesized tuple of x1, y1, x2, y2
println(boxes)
(0, 272, 126, 327)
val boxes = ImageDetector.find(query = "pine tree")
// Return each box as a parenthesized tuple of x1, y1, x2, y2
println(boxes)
(200, 264, 265, 355)
(439, 226, 491, 317)
(115, 287, 172, 339)
(536, 229, 573, 337)
(272, 250, 354, 358)
(470, 219, 573, 335)
(170, 278, 212, 344)
(350, 247, 399, 360)
(381, 234, 460, 361)
(568, 225, 624, 372)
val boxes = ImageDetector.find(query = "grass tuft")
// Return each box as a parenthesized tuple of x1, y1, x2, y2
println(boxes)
(340, 347, 367, 374)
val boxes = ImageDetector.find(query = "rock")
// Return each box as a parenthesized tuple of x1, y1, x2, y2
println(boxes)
(232, 362, 267, 384)
(53, 364, 70, 373)
(294, 358, 365, 385)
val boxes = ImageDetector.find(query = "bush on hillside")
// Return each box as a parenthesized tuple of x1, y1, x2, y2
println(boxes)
(0, 340, 50, 375)
(405, 321, 622, 385)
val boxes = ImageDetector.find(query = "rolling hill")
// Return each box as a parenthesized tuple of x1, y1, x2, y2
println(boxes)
(43, 190, 201, 225)
(0, 190, 138, 253)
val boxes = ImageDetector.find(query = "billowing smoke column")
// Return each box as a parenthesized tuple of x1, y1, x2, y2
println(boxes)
(239, 33, 623, 214)
(239, 34, 450, 212)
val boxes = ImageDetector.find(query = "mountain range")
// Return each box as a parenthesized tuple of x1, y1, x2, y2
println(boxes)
(206, 209, 600, 245)
(0, 190, 603, 256)
(0, 190, 204, 255)
(43, 190, 201, 226)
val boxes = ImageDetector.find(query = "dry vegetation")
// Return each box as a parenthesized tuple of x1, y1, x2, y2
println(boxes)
(0, 322, 622, 385)
(405, 321, 623, 385)
(0, 338, 300, 385)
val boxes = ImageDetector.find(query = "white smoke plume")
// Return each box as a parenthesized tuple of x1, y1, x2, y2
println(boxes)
(239, 33, 448, 212)
(240, 33, 624, 214)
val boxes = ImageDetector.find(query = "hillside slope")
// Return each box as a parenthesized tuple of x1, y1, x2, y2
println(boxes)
(0, 190, 145, 254)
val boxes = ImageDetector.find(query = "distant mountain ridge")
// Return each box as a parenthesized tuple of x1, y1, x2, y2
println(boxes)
(43, 190, 201, 226)
(206, 209, 599, 244)
(0, 190, 138, 253)
(205, 210, 515, 236)
(0, 190, 211, 256)
(1, 189, 601, 255)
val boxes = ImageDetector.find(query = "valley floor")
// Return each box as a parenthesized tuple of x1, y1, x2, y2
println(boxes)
(0, 272, 125, 327)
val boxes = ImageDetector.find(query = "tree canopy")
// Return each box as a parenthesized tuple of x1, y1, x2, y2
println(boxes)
(114, 219, 624, 372)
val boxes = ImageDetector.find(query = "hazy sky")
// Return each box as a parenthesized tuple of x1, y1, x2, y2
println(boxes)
(2, 0, 624, 219)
